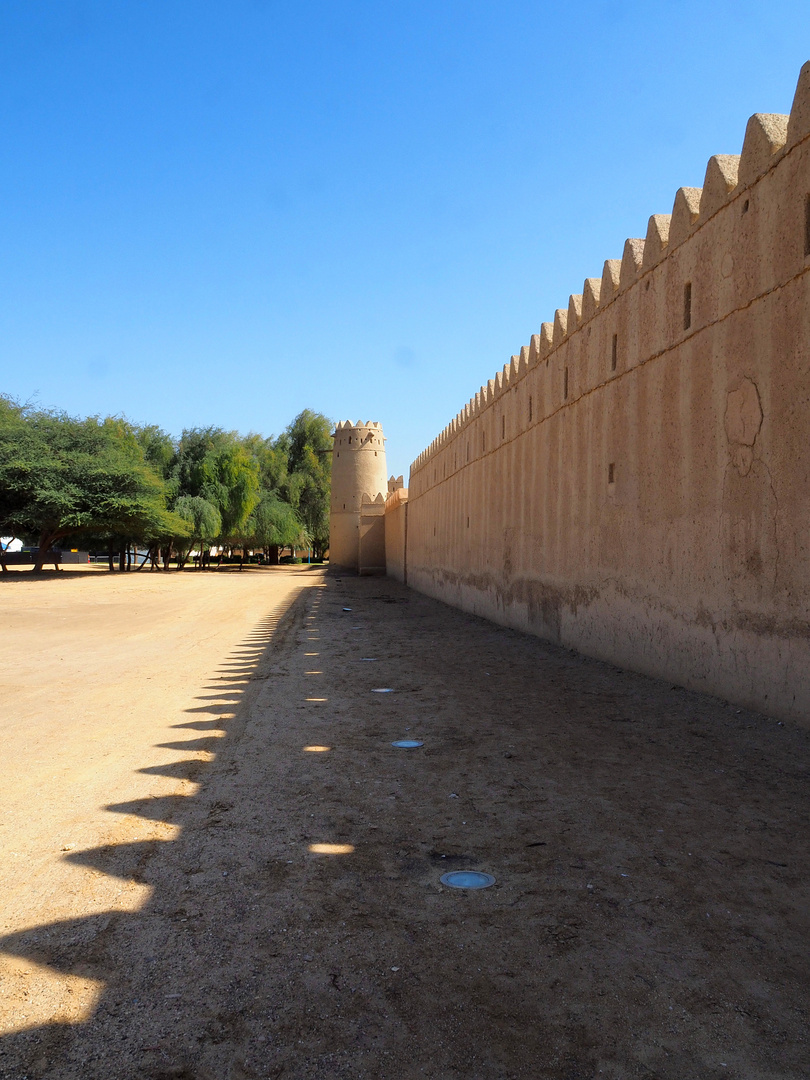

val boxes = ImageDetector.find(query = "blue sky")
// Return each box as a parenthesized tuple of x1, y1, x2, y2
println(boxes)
(1, 1, 807, 479)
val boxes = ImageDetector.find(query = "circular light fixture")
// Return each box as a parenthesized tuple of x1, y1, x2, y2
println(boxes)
(440, 871, 496, 889)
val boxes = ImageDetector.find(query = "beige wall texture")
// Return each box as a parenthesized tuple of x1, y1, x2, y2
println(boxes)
(330, 421, 389, 571)
(359, 494, 387, 576)
(400, 61, 810, 724)
(384, 487, 409, 584)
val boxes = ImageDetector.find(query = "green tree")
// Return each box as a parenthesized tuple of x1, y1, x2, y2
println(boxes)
(135, 424, 176, 482)
(277, 410, 332, 558)
(244, 492, 309, 558)
(174, 494, 222, 568)
(175, 428, 261, 546)
(0, 398, 188, 572)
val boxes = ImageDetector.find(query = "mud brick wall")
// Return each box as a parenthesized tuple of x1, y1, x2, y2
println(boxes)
(401, 63, 810, 723)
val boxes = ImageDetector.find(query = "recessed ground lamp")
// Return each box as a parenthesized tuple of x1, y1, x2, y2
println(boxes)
(303, 745, 331, 752)
(391, 740, 423, 749)
(306, 697, 328, 702)
(440, 871, 496, 889)
(308, 843, 354, 855)
(343, 607, 352, 612)
(360, 658, 377, 662)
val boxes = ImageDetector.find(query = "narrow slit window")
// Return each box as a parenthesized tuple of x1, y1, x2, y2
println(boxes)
(611, 333, 618, 372)
(684, 282, 692, 330)
(564, 367, 569, 399)
(528, 396, 533, 422)
(608, 463, 615, 484)
(805, 194, 810, 257)
(501, 416, 505, 440)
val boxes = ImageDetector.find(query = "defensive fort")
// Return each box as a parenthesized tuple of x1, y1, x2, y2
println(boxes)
(331, 60, 810, 726)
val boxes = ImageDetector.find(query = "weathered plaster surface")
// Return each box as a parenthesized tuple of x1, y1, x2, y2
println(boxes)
(384, 487, 409, 583)
(398, 62, 810, 724)
(329, 421, 388, 572)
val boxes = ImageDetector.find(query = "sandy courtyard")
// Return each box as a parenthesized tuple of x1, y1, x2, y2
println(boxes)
(0, 565, 807, 1079)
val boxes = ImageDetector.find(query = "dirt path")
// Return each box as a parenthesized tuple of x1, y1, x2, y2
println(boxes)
(0, 568, 807, 1079)
(0, 567, 316, 1049)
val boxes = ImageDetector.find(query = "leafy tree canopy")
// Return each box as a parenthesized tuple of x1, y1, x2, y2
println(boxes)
(0, 398, 188, 570)
(0, 399, 334, 570)
(175, 428, 261, 540)
(277, 410, 332, 557)
(245, 492, 309, 551)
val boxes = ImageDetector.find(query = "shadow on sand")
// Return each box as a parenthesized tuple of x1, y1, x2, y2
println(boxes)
(0, 583, 308, 1080)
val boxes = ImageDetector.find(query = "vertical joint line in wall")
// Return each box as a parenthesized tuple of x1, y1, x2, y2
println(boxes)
(804, 193, 810, 258)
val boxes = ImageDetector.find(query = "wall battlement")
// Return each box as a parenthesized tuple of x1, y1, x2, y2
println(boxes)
(410, 65, 810, 482)
(400, 61, 810, 723)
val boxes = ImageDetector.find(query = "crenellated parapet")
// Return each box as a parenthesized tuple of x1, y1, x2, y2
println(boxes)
(408, 59, 810, 497)
(400, 60, 810, 722)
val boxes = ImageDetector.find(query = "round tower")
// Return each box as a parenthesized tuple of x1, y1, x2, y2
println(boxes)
(330, 420, 388, 570)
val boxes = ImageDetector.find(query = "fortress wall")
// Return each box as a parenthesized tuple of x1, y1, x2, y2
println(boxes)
(358, 495, 387, 576)
(384, 488, 409, 583)
(402, 63, 810, 723)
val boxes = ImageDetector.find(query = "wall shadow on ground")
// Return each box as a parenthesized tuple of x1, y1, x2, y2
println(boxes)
(2, 568, 809, 1079)
(0, 580, 310, 1080)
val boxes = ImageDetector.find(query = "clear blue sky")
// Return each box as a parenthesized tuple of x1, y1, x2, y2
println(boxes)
(1, 1, 807, 480)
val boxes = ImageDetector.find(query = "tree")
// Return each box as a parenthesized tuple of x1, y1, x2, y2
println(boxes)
(174, 495, 222, 568)
(244, 492, 309, 560)
(0, 398, 188, 572)
(175, 428, 261, 548)
(277, 410, 332, 558)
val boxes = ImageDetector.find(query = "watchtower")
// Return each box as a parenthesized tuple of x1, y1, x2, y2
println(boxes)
(330, 420, 388, 571)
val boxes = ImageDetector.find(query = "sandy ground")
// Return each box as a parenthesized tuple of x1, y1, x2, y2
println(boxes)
(0, 566, 807, 1080)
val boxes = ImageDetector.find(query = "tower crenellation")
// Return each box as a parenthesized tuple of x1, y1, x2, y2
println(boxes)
(330, 420, 388, 571)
